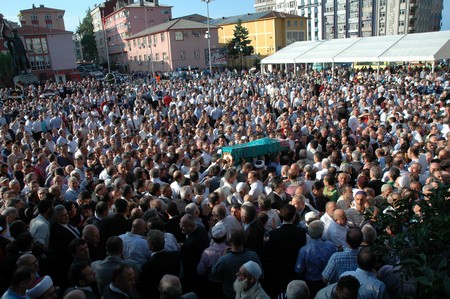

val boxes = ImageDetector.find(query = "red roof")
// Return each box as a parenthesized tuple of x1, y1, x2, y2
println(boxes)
(16, 25, 72, 35)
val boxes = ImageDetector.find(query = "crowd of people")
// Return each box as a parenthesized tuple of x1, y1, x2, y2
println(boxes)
(0, 64, 449, 299)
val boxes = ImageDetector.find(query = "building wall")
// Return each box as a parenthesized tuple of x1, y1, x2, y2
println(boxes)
(96, 4, 172, 64)
(257, 0, 442, 41)
(47, 34, 77, 71)
(218, 16, 306, 57)
(254, 0, 323, 41)
(127, 27, 219, 72)
(20, 7, 65, 30)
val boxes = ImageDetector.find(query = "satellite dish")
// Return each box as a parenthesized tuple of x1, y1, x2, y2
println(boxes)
(104, 73, 116, 84)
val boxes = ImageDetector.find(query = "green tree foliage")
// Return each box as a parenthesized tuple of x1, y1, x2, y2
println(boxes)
(76, 8, 97, 62)
(0, 52, 14, 87)
(374, 184, 450, 298)
(226, 19, 254, 59)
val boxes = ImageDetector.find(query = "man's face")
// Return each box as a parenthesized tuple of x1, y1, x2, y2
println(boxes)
(56, 208, 69, 225)
(354, 194, 366, 211)
(76, 243, 90, 261)
(180, 217, 195, 235)
(292, 200, 305, 212)
(118, 267, 135, 293)
(81, 266, 96, 286)
(234, 267, 251, 292)
(337, 286, 357, 299)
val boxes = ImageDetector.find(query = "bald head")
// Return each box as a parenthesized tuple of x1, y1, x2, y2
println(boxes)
(212, 204, 226, 220)
(325, 201, 337, 216)
(17, 253, 38, 272)
(63, 289, 87, 299)
(333, 209, 347, 226)
(82, 224, 100, 245)
(159, 274, 182, 299)
(131, 218, 147, 236)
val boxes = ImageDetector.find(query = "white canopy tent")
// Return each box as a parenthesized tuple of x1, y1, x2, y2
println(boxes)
(261, 30, 450, 73)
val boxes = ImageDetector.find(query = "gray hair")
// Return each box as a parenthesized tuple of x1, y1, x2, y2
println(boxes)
(308, 220, 324, 239)
(286, 280, 310, 299)
(179, 186, 192, 200)
(184, 203, 198, 216)
(54, 204, 66, 215)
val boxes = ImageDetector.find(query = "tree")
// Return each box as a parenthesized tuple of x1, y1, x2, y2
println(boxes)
(76, 9, 97, 62)
(373, 184, 450, 298)
(226, 19, 254, 60)
(0, 52, 14, 87)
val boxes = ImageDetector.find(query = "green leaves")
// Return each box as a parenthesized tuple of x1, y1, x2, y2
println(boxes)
(374, 184, 450, 297)
(76, 8, 98, 62)
(226, 19, 254, 60)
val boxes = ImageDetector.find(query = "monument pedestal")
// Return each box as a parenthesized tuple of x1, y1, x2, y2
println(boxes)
(13, 73, 38, 86)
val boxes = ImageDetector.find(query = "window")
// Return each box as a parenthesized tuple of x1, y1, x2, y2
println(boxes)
(162, 52, 167, 61)
(46, 24, 53, 29)
(180, 51, 185, 60)
(194, 50, 200, 59)
(153, 35, 158, 44)
(139, 55, 142, 62)
(155, 53, 160, 61)
(294, 20, 298, 27)
(175, 31, 183, 41)
(286, 31, 305, 45)
(287, 20, 291, 27)
(160, 33, 165, 42)
(31, 14, 38, 20)
(32, 38, 43, 54)
(41, 38, 48, 53)
(44, 14, 52, 20)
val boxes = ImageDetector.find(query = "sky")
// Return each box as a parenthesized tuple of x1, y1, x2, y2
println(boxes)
(1, 0, 255, 32)
(1, 0, 450, 32)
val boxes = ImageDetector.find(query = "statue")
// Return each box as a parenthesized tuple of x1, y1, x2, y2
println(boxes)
(1, 16, 30, 75)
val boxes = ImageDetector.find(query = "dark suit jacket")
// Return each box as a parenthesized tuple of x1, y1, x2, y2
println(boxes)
(139, 250, 181, 298)
(245, 219, 264, 259)
(102, 284, 130, 299)
(305, 192, 328, 212)
(268, 191, 292, 210)
(49, 223, 80, 287)
(367, 179, 384, 196)
(180, 226, 209, 292)
(99, 214, 131, 247)
(266, 223, 306, 295)
(165, 215, 184, 243)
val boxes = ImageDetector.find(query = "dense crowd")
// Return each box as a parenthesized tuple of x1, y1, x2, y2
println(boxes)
(0, 65, 449, 299)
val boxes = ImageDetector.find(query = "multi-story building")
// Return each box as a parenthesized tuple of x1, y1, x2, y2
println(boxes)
(19, 4, 65, 30)
(126, 19, 219, 72)
(1, 5, 77, 82)
(254, 0, 323, 41)
(377, 0, 443, 36)
(210, 11, 307, 57)
(16, 26, 78, 82)
(91, 0, 172, 69)
(255, 0, 443, 40)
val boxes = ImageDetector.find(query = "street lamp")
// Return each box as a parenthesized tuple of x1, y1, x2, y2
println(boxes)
(100, 4, 111, 73)
(134, 15, 155, 77)
(234, 45, 243, 70)
(201, 0, 213, 76)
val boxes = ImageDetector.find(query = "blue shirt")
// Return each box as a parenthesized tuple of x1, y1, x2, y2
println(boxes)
(119, 232, 152, 266)
(341, 268, 390, 299)
(322, 247, 359, 283)
(295, 238, 337, 281)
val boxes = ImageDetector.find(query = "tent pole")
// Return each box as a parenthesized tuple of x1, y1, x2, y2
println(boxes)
(432, 60, 435, 73)
(294, 62, 297, 76)
(377, 62, 380, 81)
(332, 61, 334, 78)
